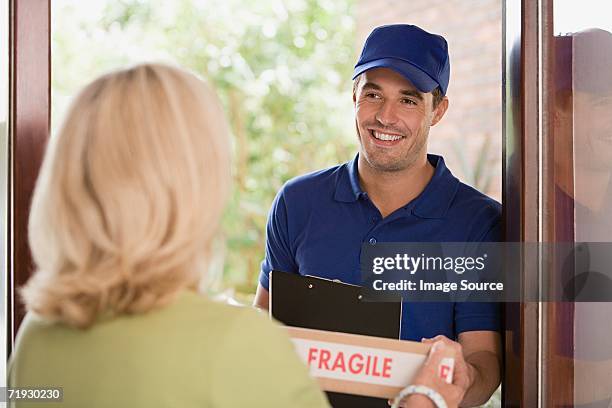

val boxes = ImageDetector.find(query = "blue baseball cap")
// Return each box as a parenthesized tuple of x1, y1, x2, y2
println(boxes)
(353, 24, 451, 95)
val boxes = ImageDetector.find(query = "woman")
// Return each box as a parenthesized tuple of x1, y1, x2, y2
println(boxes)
(9, 63, 463, 408)
(9, 63, 328, 407)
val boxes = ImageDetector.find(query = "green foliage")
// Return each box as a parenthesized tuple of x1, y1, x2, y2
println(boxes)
(52, 0, 357, 297)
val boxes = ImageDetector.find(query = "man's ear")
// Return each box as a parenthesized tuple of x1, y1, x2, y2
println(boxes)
(431, 97, 449, 126)
(352, 77, 361, 105)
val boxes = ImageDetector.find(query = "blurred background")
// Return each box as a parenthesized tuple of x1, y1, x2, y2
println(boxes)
(51, 0, 502, 308)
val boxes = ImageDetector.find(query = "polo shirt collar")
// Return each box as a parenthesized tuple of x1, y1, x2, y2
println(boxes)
(333, 153, 460, 219)
(334, 154, 364, 202)
(412, 154, 460, 219)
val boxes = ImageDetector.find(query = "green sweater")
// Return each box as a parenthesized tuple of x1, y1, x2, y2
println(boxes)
(9, 291, 330, 407)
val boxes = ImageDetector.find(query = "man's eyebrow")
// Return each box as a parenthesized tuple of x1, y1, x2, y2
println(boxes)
(400, 89, 424, 100)
(361, 82, 424, 101)
(361, 82, 382, 91)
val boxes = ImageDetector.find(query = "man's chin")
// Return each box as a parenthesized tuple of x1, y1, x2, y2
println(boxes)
(364, 157, 412, 173)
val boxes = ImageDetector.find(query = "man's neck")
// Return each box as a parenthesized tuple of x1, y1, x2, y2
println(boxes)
(358, 154, 435, 218)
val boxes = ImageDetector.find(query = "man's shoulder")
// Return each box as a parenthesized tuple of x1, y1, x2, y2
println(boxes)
(280, 162, 346, 197)
(447, 181, 501, 236)
(453, 182, 501, 215)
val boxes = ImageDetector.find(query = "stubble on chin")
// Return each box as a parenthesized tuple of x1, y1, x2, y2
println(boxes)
(363, 151, 417, 173)
(358, 130, 429, 174)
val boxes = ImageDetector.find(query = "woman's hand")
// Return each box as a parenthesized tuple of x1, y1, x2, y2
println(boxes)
(390, 341, 466, 408)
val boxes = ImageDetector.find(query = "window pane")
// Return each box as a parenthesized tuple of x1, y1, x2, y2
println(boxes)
(553, 1, 612, 404)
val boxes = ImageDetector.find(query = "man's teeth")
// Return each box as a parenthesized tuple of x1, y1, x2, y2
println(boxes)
(373, 131, 402, 141)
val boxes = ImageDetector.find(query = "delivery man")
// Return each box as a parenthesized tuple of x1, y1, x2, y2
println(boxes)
(254, 24, 501, 406)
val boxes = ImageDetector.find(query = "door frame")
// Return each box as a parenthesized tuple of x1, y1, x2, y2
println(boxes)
(7, 0, 51, 356)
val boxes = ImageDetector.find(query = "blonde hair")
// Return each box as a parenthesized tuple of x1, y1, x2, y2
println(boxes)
(23, 63, 231, 328)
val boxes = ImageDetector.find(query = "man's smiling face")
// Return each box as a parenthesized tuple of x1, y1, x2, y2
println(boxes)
(354, 67, 446, 173)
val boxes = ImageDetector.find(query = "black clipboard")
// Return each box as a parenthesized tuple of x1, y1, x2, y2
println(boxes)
(269, 271, 402, 408)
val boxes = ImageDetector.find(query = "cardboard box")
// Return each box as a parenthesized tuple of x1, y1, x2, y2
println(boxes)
(286, 326, 448, 399)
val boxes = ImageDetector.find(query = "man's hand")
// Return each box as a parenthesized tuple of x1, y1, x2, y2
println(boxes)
(421, 336, 475, 399)
(389, 341, 465, 408)
(422, 332, 501, 407)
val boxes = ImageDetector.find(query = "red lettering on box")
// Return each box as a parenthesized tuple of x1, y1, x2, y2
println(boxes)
(348, 353, 364, 374)
(382, 357, 392, 378)
(440, 364, 451, 381)
(319, 349, 331, 370)
(305, 345, 399, 381)
(307, 348, 318, 365)
(371, 356, 381, 377)
(331, 351, 346, 372)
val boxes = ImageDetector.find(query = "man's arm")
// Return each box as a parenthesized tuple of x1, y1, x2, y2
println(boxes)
(256, 186, 298, 307)
(458, 330, 501, 406)
(423, 331, 501, 407)
(253, 284, 270, 310)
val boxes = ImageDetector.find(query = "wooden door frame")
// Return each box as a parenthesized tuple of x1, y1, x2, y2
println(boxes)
(502, 0, 540, 405)
(7, 0, 51, 354)
(503, 0, 575, 405)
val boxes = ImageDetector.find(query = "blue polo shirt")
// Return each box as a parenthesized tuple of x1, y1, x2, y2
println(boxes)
(260, 154, 501, 341)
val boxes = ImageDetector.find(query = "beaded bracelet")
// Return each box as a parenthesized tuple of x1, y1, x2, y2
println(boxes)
(390, 384, 448, 408)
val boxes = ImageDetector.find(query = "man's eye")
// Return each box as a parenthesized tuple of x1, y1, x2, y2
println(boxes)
(401, 98, 417, 105)
(365, 93, 381, 99)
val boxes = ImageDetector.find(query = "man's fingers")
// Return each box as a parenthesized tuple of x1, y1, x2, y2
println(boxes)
(422, 335, 464, 361)
(424, 341, 449, 366)
(422, 335, 450, 343)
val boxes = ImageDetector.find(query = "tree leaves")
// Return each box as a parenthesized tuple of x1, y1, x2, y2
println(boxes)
(53, 0, 357, 297)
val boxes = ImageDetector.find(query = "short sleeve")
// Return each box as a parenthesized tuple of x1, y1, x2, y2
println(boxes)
(259, 187, 298, 290)
(454, 221, 502, 335)
(211, 308, 330, 408)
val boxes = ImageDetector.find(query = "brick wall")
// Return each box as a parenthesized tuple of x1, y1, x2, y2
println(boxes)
(355, 0, 502, 200)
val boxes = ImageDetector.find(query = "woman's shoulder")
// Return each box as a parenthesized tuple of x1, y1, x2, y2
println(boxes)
(12, 292, 272, 350)
(164, 291, 272, 331)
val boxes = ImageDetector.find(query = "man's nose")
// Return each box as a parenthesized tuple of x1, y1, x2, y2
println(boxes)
(375, 101, 399, 126)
